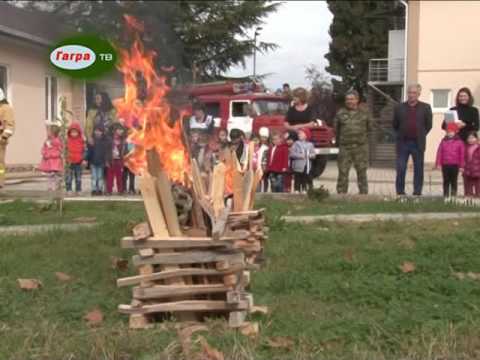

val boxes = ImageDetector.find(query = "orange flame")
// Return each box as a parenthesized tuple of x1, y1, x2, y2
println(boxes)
(114, 15, 189, 183)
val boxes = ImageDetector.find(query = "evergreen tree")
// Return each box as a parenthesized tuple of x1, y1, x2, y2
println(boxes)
(325, 1, 403, 99)
(14, 1, 279, 83)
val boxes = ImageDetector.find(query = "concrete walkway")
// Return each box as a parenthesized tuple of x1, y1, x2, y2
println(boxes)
(3, 163, 448, 197)
(282, 212, 480, 224)
(0, 222, 98, 236)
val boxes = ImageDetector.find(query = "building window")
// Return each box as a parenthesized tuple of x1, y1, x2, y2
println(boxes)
(431, 89, 451, 111)
(0, 65, 8, 101)
(45, 76, 58, 122)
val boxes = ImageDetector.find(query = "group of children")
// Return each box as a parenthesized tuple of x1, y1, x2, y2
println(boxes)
(191, 125, 317, 194)
(39, 122, 136, 196)
(436, 122, 480, 197)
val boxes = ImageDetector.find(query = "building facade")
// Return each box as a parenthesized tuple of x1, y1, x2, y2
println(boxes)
(0, 3, 122, 168)
(406, 0, 480, 162)
(370, 1, 480, 164)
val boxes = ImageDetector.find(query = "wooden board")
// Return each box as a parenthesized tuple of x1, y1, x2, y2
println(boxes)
(133, 284, 229, 300)
(139, 175, 169, 237)
(229, 208, 266, 217)
(211, 207, 230, 240)
(229, 311, 247, 328)
(232, 177, 245, 212)
(156, 170, 182, 236)
(117, 264, 245, 287)
(143, 152, 196, 321)
(249, 167, 264, 210)
(241, 169, 254, 211)
(132, 222, 152, 241)
(146, 149, 182, 236)
(211, 162, 226, 218)
(191, 158, 207, 199)
(132, 251, 244, 267)
(121, 237, 232, 250)
(118, 300, 249, 314)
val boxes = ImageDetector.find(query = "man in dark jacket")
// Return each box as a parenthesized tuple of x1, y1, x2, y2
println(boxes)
(393, 84, 433, 196)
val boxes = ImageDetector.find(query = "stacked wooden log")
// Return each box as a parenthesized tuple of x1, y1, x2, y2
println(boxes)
(117, 146, 267, 329)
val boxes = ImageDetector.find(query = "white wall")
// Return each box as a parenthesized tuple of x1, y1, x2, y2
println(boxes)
(0, 36, 75, 165)
(388, 30, 405, 82)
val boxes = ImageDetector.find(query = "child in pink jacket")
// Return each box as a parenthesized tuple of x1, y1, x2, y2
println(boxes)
(39, 125, 63, 192)
(464, 132, 480, 197)
(435, 122, 465, 197)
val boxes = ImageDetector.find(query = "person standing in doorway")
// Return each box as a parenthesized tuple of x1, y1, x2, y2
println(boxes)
(393, 84, 432, 196)
(335, 90, 373, 195)
(85, 92, 117, 145)
(0, 88, 14, 188)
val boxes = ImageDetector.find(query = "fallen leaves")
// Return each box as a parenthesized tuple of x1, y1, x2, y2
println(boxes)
(132, 222, 152, 240)
(84, 308, 103, 327)
(454, 271, 480, 280)
(198, 336, 224, 360)
(17, 278, 42, 290)
(177, 324, 208, 358)
(265, 336, 294, 350)
(343, 249, 354, 262)
(55, 272, 72, 282)
(250, 305, 269, 315)
(239, 322, 259, 338)
(176, 325, 224, 360)
(400, 261, 416, 273)
(111, 256, 129, 271)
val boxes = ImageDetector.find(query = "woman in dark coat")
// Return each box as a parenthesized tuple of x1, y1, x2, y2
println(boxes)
(442, 87, 479, 142)
(285, 87, 316, 130)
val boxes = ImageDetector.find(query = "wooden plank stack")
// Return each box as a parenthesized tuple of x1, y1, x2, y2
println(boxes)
(117, 146, 267, 329)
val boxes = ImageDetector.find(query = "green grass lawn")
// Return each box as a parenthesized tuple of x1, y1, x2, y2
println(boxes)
(0, 200, 145, 226)
(257, 195, 478, 218)
(2, 199, 480, 359)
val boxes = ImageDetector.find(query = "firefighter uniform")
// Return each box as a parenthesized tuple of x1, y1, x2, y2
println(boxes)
(334, 107, 373, 194)
(0, 96, 15, 187)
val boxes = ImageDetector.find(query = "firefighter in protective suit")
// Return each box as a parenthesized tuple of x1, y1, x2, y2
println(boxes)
(0, 87, 15, 188)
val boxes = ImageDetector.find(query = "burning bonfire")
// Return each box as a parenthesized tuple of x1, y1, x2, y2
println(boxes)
(114, 15, 189, 184)
(114, 16, 268, 329)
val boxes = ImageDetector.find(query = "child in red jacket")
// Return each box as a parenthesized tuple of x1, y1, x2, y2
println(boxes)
(464, 132, 480, 197)
(435, 122, 465, 197)
(266, 132, 289, 192)
(65, 122, 85, 195)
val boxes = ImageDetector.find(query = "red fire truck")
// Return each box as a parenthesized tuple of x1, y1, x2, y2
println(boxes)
(185, 81, 338, 178)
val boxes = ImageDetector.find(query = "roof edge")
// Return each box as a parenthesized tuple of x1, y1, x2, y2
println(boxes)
(0, 24, 52, 47)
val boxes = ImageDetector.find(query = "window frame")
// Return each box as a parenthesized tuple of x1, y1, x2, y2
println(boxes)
(45, 75, 58, 122)
(230, 100, 251, 118)
(430, 89, 452, 112)
(0, 64, 11, 105)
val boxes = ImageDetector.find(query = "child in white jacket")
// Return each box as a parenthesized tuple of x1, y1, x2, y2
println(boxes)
(289, 128, 315, 193)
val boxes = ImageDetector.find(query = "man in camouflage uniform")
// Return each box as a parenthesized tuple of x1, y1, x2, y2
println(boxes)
(334, 90, 373, 194)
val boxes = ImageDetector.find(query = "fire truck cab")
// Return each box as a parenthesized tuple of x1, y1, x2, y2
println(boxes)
(185, 81, 338, 178)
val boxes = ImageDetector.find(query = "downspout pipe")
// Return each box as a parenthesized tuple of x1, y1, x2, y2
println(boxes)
(399, 0, 408, 101)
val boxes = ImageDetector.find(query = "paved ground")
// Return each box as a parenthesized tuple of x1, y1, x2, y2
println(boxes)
(283, 212, 480, 224)
(3, 163, 447, 197)
(0, 223, 98, 235)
